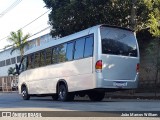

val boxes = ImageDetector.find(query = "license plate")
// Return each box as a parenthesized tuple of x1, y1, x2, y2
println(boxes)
(113, 82, 127, 87)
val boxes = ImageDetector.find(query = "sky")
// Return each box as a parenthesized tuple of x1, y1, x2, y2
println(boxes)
(0, 0, 50, 50)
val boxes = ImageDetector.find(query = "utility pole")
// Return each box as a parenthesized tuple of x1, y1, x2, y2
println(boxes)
(130, 0, 137, 30)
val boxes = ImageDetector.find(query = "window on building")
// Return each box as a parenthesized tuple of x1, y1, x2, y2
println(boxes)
(66, 42, 74, 61)
(74, 38, 85, 60)
(84, 35, 94, 57)
(17, 56, 21, 63)
(2, 61, 5, 67)
(6, 59, 11, 65)
(11, 57, 16, 64)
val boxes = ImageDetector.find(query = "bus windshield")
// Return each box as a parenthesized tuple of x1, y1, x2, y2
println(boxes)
(100, 27, 138, 57)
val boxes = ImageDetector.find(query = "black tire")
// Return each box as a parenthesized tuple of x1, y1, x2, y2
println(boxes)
(58, 84, 74, 101)
(21, 86, 30, 100)
(88, 91, 105, 101)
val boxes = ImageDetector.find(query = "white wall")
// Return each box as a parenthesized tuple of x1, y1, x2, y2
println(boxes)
(0, 48, 19, 76)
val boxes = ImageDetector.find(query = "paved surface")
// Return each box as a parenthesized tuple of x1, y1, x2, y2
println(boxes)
(0, 92, 160, 119)
(107, 92, 160, 99)
(0, 92, 160, 111)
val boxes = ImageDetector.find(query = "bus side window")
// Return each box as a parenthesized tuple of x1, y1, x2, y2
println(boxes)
(84, 35, 94, 57)
(66, 42, 74, 61)
(20, 56, 28, 72)
(74, 38, 85, 60)
(58, 44, 67, 63)
(28, 54, 34, 69)
(35, 52, 40, 68)
(40, 50, 46, 66)
(27, 55, 31, 69)
(31, 54, 35, 68)
(52, 47, 58, 64)
(46, 48, 52, 65)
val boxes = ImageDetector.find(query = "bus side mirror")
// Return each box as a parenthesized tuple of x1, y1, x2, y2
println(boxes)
(15, 64, 20, 75)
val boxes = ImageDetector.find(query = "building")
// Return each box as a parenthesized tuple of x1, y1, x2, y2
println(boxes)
(0, 32, 56, 77)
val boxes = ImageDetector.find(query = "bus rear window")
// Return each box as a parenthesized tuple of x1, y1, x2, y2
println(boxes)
(100, 27, 138, 57)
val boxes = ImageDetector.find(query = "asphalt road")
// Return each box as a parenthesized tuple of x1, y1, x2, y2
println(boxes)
(0, 92, 160, 119)
(0, 92, 160, 111)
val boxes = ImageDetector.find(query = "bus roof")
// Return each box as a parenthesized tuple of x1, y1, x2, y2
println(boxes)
(101, 24, 134, 32)
(24, 24, 133, 56)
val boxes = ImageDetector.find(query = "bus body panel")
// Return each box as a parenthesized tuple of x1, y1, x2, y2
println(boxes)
(101, 55, 139, 80)
(95, 26, 139, 89)
(19, 57, 95, 94)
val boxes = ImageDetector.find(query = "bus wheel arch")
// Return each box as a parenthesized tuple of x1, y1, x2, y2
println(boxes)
(21, 83, 30, 100)
(56, 80, 74, 101)
(56, 79, 68, 94)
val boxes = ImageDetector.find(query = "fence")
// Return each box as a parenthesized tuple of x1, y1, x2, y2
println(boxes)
(137, 56, 160, 93)
(0, 75, 18, 92)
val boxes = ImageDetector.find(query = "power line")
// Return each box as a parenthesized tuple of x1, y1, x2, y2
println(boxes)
(29, 26, 51, 39)
(0, 0, 22, 18)
(0, 26, 51, 51)
(0, 0, 22, 16)
(0, 9, 51, 42)
(20, 10, 51, 30)
(0, 36, 8, 41)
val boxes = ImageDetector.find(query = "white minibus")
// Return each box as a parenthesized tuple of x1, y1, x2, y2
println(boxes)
(17, 25, 139, 101)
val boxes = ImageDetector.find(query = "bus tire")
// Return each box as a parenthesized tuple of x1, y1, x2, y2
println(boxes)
(88, 91, 105, 101)
(58, 84, 74, 101)
(21, 86, 30, 100)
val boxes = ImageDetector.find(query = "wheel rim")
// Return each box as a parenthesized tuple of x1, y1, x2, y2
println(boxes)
(22, 89, 27, 97)
(59, 87, 66, 100)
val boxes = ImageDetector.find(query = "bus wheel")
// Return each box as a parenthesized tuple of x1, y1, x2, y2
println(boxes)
(88, 91, 105, 101)
(58, 84, 74, 101)
(21, 86, 30, 100)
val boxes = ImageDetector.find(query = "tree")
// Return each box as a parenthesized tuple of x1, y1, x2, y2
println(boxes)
(143, 0, 160, 97)
(8, 67, 16, 76)
(43, 0, 159, 37)
(136, 0, 160, 50)
(7, 29, 30, 57)
(44, 0, 130, 37)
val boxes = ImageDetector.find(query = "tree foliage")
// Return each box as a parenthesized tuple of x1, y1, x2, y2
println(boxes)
(43, 0, 160, 37)
(44, 0, 129, 37)
(8, 67, 16, 76)
(143, 0, 160, 97)
(145, 0, 160, 38)
(7, 30, 30, 57)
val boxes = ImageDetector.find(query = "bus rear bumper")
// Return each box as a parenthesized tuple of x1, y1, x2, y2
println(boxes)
(97, 75, 139, 89)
